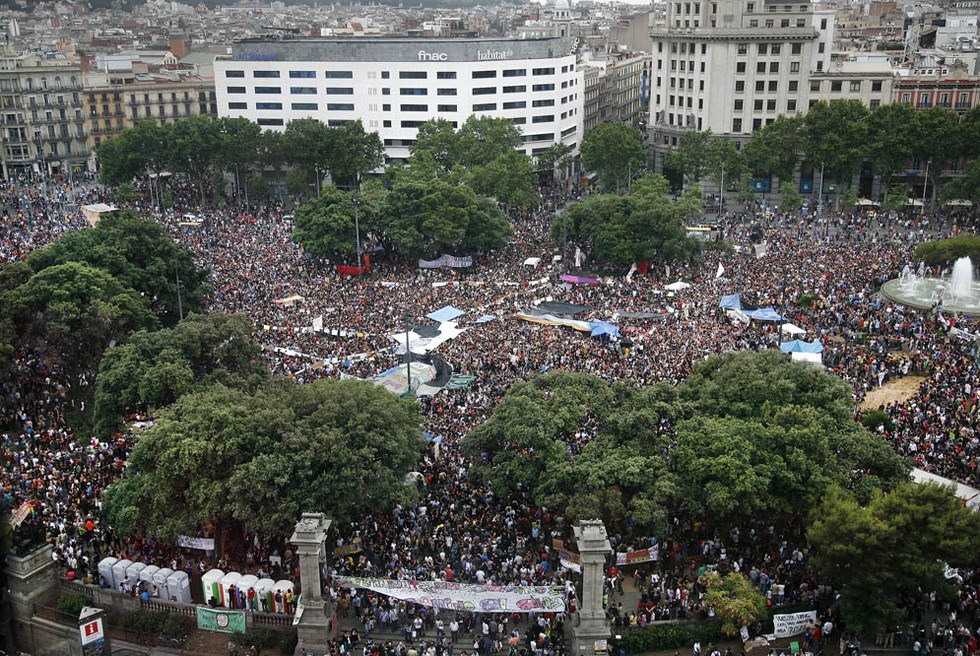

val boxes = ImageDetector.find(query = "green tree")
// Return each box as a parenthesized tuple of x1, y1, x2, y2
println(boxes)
(534, 142, 575, 184)
(114, 182, 140, 205)
(101, 378, 425, 543)
(326, 119, 385, 189)
(742, 115, 803, 184)
(882, 184, 910, 213)
(664, 130, 714, 187)
(701, 573, 768, 637)
(778, 180, 804, 214)
(292, 186, 360, 257)
(283, 118, 335, 194)
(839, 186, 859, 211)
(164, 115, 221, 207)
(470, 150, 539, 209)
(705, 138, 745, 199)
(914, 235, 980, 265)
(93, 312, 267, 439)
(410, 119, 462, 173)
(804, 100, 871, 184)
(939, 158, 980, 207)
(28, 209, 207, 325)
(809, 483, 980, 636)
(867, 102, 916, 182)
(455, 115, 523, 168)
(581, 122, 645, 190)
(911, 107, 961, 207)
(213, 117, 263, 201)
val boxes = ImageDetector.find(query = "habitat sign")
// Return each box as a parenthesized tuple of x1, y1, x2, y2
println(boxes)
(772, 610, 817, 638)
(196, 606, 246, 634)
(336, 577, 565, 613)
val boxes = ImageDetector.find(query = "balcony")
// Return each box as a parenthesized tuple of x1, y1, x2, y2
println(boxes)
(937, 101, 952, 108)
(956, 102, 972, 110)
(917, 101, 933, 109)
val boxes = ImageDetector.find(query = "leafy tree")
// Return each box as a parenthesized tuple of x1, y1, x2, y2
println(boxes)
(455, 115, 523, 168)
(742, 115, 803, 184)
(882, 184, 909, 213)
(701, 573, 768, 637)
(804, 100, 871, 184)
(705, 138, 744, 198)
(938, 158, 980, 207)
(28, 209, 207, 325)
(914, 235, 980, 265)
(809, 483, 980, 636)
(213, 117, 263, 200)
(778, 181, 804, 214)
(735, 172, 755, 205)
(93, 312, 267, 439)
(664, 130, 714, 187)
(867, 103, 916, 181)
(114, 182, 140, 205)
(101, 378, 425, 544)
(911, 107, 961, 206)
(326, 120, 385, 189)
(283, 118, 335, 193)
(410, 119, 463, 173)
(470, 150, 539, 209)
(534, 142, 575, 183)
(839, 186, 859, 211)
(165, 114, 221, 207)
(292, 186, 361, 257)
(581, 122, 645, 190)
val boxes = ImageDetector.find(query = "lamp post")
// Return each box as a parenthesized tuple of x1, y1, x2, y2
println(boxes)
(404, 315, 413, 398)
(922, 158, 932, 216)
(175, 261, 183, 321)
(352, 195, 362, 273)
(816, 162, 825, 215)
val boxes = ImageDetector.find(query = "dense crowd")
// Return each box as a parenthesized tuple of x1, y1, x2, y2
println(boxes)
(3, 172, 980, 655)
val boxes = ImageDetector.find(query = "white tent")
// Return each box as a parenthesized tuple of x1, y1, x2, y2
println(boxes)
(664, 281, 691, 291)
(911, 468, 980, 510)
(523, 257, 542, 267)
(945, 199, 973, 207)
(790, 351, 823, 365)
(855, 198, 878, 207)
(906, 198, 924, 207)
(780, 323, 806, 336)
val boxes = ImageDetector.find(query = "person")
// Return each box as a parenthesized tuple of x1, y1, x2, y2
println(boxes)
(229, 640, 239, 656)
(250, 645, 259, 656)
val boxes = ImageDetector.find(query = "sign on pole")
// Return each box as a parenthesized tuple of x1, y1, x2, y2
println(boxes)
(79, 606, 110, 656)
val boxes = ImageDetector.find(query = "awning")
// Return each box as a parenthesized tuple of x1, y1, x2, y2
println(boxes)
(779, 339, 824, 354)
(780, 323, 806, 336)
(719, 294, 742, 310)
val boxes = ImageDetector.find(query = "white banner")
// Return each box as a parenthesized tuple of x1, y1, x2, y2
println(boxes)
(335, 577, 565, 613)
(178, 535, 215, 551)
(773, 610, 817, 638)
(419, 254, 473, 269)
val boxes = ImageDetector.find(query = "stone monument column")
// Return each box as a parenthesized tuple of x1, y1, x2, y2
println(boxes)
(290, 512, 333, 654)
(571, 520, 612, 656)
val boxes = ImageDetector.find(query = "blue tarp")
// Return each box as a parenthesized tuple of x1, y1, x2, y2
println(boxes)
(719, 294, 742, 310)
(588, 321, 621, 339)
(475, 315, 496, 323)
(745, 307, 784, 321)
(426, 305, 465, 323)
(779, 339, 825, 354)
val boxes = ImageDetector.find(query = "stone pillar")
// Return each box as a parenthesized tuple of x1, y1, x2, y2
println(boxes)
(290, 512, 333, 655)
(8, 543, 60, 651)
(571, 520, 612, 656)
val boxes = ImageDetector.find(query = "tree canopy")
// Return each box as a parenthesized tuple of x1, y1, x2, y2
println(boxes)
(580, 122, 646, 190)
(101, 378, 425, 542)
(914, 235, 980, 265)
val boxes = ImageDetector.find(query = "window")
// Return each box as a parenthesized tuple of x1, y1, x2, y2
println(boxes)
(749, 20, 758, 27)
(766, 99, 776, 111)
(254, 71, 280, 78)
(227, 87, 246, 94)
(831, 81, 842, 92)
(771, 44, 780, 55)
(383, 104, 391, 111)
(438, 89, 457, 96)
(326, 87, 354, 95)
(257, 118, 284, 126)
(757, 62, 766, 73)
(226, 70, 245, 78)
(532, 67, 555, 75)
(810, 80, 821, 92)
(735, 80, 745, 92)
(290, 71, 316, 78)
(291, 87, 317, 94)
(532, 84, 555, 91)
(256, 102, 283, 110)
(383, 120, 391, 127)
(532, 99, 555, 107)
(902, 92, 911, 103)
(790, 62, 800, 73)
(255, 87, 281, 94)
(818, 42, 825, 53)
(770, 62, 779, 73)
(871, 81, 882, 92)
(327, 103, 355, 111)
(746, 2, 753, 11)
(789, 80, 798, 92)
(734, 99, 744, 110)
(438, 104, 457, 112)
(532, 114, 554, 123)
(820, 18, 827, 29)
(765, 19, 774, 27)
(381, 71, 390, 79)
(755, 80, 765, 92)
(400, 104, 428, 111)
(473, 87, 496, 95)
(399, 71, 427, 79)
(400, 120, 425, 128)
(503, 101, 526, 109)
(400, 88, 427, 95)
(736, 62, 746, 74)
(733, 118, 742, 132)
(758, 44, 767, 55)
(754, 99, 763, 110)
(328, 120, 351, 127)
(325, 71, 354, 78)
(753, 118, 762, 130)
(292, 103, 318, 110)
(438, 71, 457, 79)
(228, 102, 247, 109)
(472, 70, 496, 79)
(503, 69, 526, 77)
(850, 81, 861, 92)
(781, 19, 789, 27)
(869, 99, 880, 110)
(473, 103, 496, 111)
(503, 85, 526, 93)
(787, 99, 797, 111)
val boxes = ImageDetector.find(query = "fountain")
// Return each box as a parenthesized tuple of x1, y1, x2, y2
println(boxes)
(882, 256, 980, 314)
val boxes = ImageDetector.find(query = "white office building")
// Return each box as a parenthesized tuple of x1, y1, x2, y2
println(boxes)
(215, 37, 584, 165)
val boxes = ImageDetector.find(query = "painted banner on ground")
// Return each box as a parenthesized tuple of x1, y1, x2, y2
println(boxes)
(773, 611, 817, 638)
(196, 606, 247, 634)
(335, 577, 565, 613)
(178, 536, 215, 551)
(419, 254, 473, 269)
(615, 544, 660, 566)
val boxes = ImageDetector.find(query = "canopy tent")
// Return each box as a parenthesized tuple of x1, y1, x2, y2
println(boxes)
(81, 203, 119, 227)
(790, 351, 823, 365)
(588, 321, 621, 339)
(745, 307, 783, 321)
(780, 322, 806, 336)
(523, 257, 542, 267)
(426, 305, 465, 323)
(560, 274, 600, 285)
(779, 339, 824, 354)
(945, 199, 973, 207)
(911, 468, 980, 511)
(664, 281, 691, 291)
(719, 294, 742, 310)
(855, 198, 878, 207)
(906, 198, 924, 207)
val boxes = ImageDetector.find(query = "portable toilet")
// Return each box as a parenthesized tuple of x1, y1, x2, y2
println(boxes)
(202, 569, 225, 606)
(220, 571, 243, 609)
(126, 561, 147, 589)
(253, 578, 275, 613)
(166, 570, 191, 603)
(238, 575, 258, 611)
(273, 580, 294, 613)
(98, 557, 118, 590)
(139, 565, 159, 593)
(112, 559, 133, 592)
(152, 567, 174, 597)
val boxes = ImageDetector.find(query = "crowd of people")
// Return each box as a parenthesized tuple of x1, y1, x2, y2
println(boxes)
(3, 171, 980, 655)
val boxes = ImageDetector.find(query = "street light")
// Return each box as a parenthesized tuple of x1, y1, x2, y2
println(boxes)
(403, 314, 413, 399)
(921, 158, 932, 216)
(352, 195, 362, 273)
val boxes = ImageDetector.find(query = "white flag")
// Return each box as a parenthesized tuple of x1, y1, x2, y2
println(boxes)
(716, 262, 725, 279)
